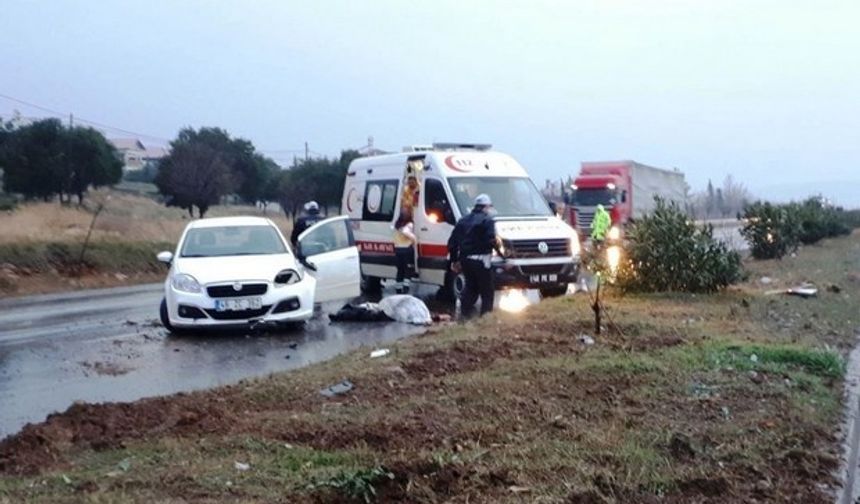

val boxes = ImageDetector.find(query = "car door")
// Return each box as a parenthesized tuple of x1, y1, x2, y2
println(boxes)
(416, 177, 457, 286)
(297, 215, 361, 303)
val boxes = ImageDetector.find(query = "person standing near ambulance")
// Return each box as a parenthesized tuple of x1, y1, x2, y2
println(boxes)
(290, 201, 322, 245)
(392, 209, 417, 293)
(447, 194, 502, 315)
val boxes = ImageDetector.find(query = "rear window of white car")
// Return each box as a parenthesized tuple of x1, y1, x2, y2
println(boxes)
(181, 225, 287, 257)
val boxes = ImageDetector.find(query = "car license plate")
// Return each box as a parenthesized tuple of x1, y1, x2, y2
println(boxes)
(529, 274, 558, 284)
(215, 297, 263, 312)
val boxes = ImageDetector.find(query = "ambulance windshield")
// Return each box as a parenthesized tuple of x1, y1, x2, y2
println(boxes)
(449, 177, 553, 217)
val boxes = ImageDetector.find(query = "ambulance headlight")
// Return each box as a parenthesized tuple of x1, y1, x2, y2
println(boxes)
(569, 234, 581, 257)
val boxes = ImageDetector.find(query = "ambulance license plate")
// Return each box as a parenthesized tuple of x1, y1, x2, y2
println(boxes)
(215, 297, 263, 312)
(529, 274, 558, 284)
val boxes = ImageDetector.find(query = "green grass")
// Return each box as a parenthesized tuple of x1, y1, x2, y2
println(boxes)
(706, 343, 845, 378)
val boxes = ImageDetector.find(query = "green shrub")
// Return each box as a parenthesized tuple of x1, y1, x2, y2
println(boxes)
(742, 198, 852, 259)
(793, 197, 850, 244)
(838, 208, 860, 230)
(613, 198, 744, 293)
(740, 201, 800, 259)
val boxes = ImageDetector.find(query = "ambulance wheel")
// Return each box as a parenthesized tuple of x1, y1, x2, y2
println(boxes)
(361, 275, 382, 294)
(441, 271, 466, 303)
(539, 285, 568, 298)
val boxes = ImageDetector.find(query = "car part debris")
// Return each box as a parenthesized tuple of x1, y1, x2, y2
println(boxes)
(579, 335, 595, 346)
(764, 283, 818, 298)
(786, 286, 818, 298)
(320, 379, 354, 397)
(234, 461, 250, 471)
(370, 349, 390, 358)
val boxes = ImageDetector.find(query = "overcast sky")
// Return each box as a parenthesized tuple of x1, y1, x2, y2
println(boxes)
(2, 0, 858, 206)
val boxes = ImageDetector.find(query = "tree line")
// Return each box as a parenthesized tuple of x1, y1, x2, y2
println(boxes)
(0, 118, 360, 218)
(686, 175, 752, 220)
(0, 118, 122, 203)
(153, 126, 359, 218)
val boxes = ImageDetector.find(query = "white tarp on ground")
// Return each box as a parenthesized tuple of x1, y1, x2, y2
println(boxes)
(378, 295, 433, 325)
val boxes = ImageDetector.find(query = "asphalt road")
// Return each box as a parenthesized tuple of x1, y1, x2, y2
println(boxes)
(0, 283, 427, 439)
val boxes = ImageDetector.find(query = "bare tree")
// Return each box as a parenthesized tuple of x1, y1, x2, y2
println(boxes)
(720, 175, 752, 218)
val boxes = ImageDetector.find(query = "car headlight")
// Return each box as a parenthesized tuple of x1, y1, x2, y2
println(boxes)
(172, 273, 201, 293)
(570, 234, 581, 257)
(274, 269, 302, 285)
(608, 226, 621, 241)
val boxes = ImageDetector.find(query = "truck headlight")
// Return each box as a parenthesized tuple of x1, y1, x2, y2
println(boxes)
(608, 226, 621, 241)
(172, 273, 201, 293)
(570, 234, 581, 257)
(274, 269, 302, 285)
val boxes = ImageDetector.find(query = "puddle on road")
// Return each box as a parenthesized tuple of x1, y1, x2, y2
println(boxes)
(0, 299, 428, 439)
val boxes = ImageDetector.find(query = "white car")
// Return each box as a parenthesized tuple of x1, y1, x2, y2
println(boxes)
(156, 215, 360, 333)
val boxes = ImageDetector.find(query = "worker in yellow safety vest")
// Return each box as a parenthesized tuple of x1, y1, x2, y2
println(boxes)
(590, 204, 612, 242)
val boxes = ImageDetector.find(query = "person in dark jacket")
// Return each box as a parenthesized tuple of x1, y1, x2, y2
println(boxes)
(447, 193, 502, 315)
(291, 200, 322, 245)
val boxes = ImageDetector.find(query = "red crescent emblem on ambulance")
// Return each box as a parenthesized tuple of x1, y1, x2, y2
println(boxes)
(444, 155, 473, 173)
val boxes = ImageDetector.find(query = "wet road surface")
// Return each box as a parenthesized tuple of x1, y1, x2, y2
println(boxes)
(0, 283, 429, 439)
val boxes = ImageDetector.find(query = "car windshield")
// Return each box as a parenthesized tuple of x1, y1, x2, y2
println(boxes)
(571, 188, 617, 207)
(449, 177, 552, 217)
(180, 225, 288, 258)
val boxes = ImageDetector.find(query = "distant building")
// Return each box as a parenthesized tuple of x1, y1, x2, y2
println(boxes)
(3, 110, 39, 129)
(109, 138, 167, 172)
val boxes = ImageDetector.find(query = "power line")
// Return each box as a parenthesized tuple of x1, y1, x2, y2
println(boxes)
(0, 92, 352, 158)
(0, 92, 171, 144)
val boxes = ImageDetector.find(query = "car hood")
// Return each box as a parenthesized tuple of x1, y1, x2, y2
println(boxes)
(174, 253, 299, 285)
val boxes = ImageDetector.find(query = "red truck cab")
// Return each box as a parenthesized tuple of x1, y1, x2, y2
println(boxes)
(565, 160, 687, 239)
(565, 162, 632, 236)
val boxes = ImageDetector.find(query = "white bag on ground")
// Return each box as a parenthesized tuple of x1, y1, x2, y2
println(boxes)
(378, 295, 432, 325)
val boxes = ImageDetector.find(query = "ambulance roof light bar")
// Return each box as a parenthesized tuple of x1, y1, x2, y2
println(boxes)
(431, 142, 492, 152)
(402, 145, 433, 152)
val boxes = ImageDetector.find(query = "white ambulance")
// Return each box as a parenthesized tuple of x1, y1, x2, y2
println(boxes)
(340, 143, 581, 299)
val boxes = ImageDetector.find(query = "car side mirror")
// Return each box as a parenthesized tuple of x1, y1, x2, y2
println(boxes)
(156, 251, 173, 265)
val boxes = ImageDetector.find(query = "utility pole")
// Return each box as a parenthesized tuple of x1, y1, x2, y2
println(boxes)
(69, 113, 73, 128)
(304, 142, 309, 161)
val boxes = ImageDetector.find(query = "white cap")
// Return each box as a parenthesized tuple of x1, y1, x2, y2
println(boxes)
(475, 193, 492, 206)
(304, 201, 319, 211)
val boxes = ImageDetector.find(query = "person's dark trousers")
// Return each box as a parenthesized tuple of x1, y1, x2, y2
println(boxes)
(395, 246, 415, 283)
(461, 258, 495, 315)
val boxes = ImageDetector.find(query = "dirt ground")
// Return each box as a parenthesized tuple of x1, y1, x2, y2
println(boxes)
(0, 233, 858, 503)
(0, 189, 293, 297)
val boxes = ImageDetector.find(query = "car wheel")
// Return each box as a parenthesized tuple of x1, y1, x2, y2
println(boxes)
(160, 298, 188, 335)
(539, 285, 569, 298)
